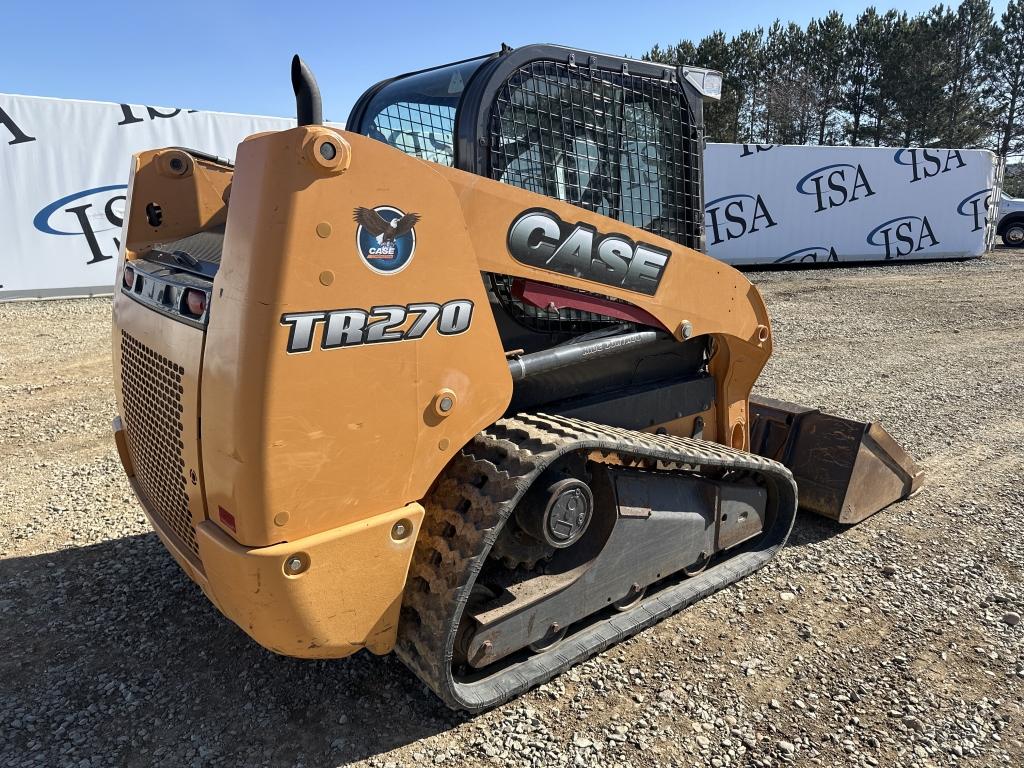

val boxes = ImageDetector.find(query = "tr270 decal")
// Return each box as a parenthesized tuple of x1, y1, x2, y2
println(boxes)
(280, 300, 473, 354)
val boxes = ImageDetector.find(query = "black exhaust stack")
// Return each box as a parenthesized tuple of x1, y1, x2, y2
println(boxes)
(291, 55, 323, 126)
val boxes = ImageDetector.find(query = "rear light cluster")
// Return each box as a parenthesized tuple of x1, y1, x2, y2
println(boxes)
(119, 262, 211, 327)
(183, 288, 207, 318)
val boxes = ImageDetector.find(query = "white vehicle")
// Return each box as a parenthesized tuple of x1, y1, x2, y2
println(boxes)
(996, 192, 1024, 247)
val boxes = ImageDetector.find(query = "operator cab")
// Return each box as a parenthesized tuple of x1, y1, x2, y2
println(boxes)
(347, 44, 721, 253)
(349, 45, 725, 416)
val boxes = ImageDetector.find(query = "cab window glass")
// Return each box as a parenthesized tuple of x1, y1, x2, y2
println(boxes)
(361, 58, 486, 167)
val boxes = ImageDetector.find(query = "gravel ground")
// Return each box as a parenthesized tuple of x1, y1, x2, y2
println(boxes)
(1, 247, 1022, 768)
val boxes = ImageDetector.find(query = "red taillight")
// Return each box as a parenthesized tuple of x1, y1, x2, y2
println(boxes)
(122, 266, 135, 289)
(184, 288, 207, 317)
(218, 506, 237, 532)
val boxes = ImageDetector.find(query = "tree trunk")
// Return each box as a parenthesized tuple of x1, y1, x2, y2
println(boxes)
(1002, 92, 1018, 156)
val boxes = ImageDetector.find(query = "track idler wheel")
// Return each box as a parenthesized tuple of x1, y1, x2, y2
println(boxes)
(454, 584, 497, 668)
(516, 477, 594, 549)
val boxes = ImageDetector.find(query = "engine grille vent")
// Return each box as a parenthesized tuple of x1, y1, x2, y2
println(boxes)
(119, 331, 198, 555)
(489, 59, 702, 250)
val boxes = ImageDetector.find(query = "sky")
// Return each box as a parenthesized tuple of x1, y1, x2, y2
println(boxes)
(2, 1, 1012, 123)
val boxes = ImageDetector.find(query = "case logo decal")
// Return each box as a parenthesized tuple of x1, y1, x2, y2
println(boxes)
(507, 208, 670, 296)
(353, 206, 420, 274)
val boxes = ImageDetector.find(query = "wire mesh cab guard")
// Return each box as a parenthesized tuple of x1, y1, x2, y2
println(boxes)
(347, 44, 709, 333)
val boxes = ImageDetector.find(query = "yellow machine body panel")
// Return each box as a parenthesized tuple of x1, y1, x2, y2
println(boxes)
(201, 130, 514, 547)
(112, 127, 772, 657)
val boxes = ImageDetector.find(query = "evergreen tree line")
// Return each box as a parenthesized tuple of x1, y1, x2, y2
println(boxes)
(644, 0, 1024, 159)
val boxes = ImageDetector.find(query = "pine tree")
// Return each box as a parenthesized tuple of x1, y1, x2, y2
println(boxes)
(943, 0, 996, 146)
(866, 10, 909, 146)
(989, 0, 1024, 155)
(729, 28, 766, 143)
(643, 33, 743, 143)
(640, 2, 1016, 151)
(842, 8, 883, 145)
(673, 41, 699, 67)
(885, 8, 951, 146)
(761, 21, 815, 144)
(643, 44, 672, 64)
(807, 11, 849, 144)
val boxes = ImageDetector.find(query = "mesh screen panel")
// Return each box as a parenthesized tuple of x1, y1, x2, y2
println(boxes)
(120, 331, 198, 556)
(369, 102, 456, 166)
(488, 60, 702, 249)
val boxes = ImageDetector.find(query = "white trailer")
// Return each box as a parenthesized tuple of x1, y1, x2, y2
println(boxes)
(703, 143, 1001, 265)
(0, 95, 1006, 301)
(0, 93, 296, 300)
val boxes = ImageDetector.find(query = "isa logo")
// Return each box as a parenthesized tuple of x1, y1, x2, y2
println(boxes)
(796, 164, 875, 213)
(704, 194, 778, 246)
(774, 246, 840, 264)
(867, 216, 941, 259)
(956, 189, 992, 233)
(353, 206, 420, 275)
(893, 149, 967, 183)
(33, 184, 128, 264)
(738, 144, 774, 158)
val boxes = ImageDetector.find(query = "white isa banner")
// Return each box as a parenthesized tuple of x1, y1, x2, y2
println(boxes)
(0, 94, 294, 300)
(703, 143, 999, 265)
(0, 99, 1003, 300)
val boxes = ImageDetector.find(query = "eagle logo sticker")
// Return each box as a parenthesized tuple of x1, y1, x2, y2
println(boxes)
(353, 206, 420, 274)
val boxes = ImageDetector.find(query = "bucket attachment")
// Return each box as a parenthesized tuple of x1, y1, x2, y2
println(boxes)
(749, 395, 923, 524)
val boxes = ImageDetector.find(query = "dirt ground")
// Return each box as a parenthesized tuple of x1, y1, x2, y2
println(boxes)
(1, 247, 1022, 768)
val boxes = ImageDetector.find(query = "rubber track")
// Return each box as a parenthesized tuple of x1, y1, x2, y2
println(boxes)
(395, 413, 798, 712)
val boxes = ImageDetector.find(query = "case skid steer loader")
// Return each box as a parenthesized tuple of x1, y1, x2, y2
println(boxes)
(111, 46, 922, 711)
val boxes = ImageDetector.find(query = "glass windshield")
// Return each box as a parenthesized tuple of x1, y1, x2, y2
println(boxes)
(359, 57, 488, 166)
